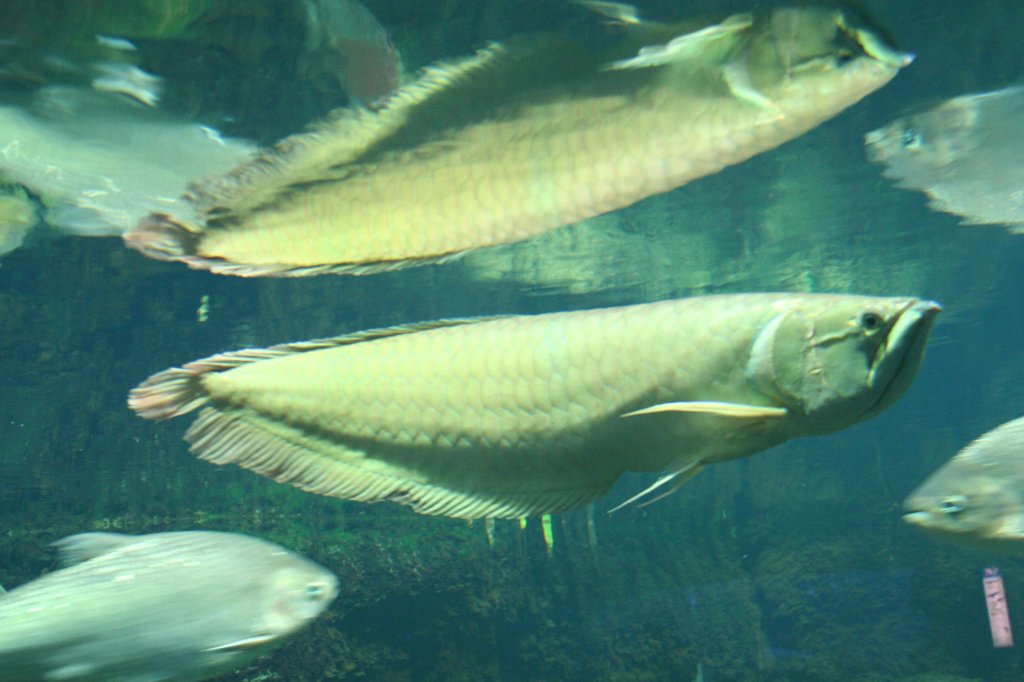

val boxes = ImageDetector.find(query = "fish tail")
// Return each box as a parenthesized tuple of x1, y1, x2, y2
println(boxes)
(128, 364, 210, 420)
(123, 213, 201, 263)
(129, 341, 343, 420)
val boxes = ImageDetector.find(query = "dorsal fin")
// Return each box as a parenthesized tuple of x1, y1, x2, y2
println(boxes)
(187, 44, 508, 217)
(51, 532, 137, 567)
(129, 316, 513, 420)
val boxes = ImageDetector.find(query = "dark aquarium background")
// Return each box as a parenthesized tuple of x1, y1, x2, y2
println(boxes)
(1, 1, 1023, 680)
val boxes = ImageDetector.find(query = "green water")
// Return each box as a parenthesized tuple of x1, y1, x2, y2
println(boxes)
(1, 1, 1023, 680)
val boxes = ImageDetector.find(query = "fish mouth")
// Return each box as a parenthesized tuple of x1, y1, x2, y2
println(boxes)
(835, 10, 914, 69)
(865, 299, 941, 416)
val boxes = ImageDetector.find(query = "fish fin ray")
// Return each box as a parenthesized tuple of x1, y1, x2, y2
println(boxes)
(123, 213, 476, 277)
(185, 408, 612, 519)
(204, 634, 277, 652)
(607, 462, 703, 513)
(621, 401, 788, 419)
(128, 316, 512, 420)
(576, 1, 643, 25)
(605, 13, 752, 70)
(51, 532, 136, 567)
(185, 44, 507, 217)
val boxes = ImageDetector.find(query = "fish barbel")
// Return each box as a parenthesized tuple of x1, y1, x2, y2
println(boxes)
(130, 294, 939, 518)
(125, 5, 911, 276)
(904, 415, 1024, 554)
(0, 530, 337, 681)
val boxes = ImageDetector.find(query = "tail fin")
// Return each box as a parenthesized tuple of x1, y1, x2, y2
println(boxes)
(123, 213, 199, 262)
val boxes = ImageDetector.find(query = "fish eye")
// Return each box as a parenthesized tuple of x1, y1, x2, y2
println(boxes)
(305, 583, 327, 600)
(899, 128, 921, 149)
(835, 49, 856, 66)
(859, 311, 884, 331)
(940, 495, 967, 515)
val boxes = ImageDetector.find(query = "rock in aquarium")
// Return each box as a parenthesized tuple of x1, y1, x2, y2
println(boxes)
(125, 4, 912, 276)
(0, 530, 337, 681)
(130, 293, 939, 519)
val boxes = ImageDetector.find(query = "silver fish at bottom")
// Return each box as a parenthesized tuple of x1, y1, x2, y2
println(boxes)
(0, 531, 337, 682)
(904, 415, 1024, 555)
(130, 294, 940, 519)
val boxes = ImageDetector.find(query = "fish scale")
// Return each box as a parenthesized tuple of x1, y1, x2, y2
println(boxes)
(130, 293, 939, 518)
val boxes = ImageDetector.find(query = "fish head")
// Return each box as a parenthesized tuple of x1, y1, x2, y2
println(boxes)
(865, 95, 983, 184)
(737, 6, 912, 117)
(747, 296, 940, 432)
(258, 558, 339, 639)
(904, 417, 1024, 553)
(903, 464, 1024, 551)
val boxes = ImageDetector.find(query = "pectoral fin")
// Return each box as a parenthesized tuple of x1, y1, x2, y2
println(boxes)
(722, 60, 783, 112)
(606, 13, 752, 70)
(204, 634, 277, 653)
(576, 1, 643, 25)
(621, 401, 788, 419)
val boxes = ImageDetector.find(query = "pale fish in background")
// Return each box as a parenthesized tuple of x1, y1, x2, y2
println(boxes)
(124, 4, 911, 277)
(301, 0, 400, 106)
(865, 85, 1024, 233)
(0, 85, 255, 238)
(0, 185, 36, 257)
(0, 530, 337, 682)
(129, 294, 939, 519)
(904, 415, 1024, 554)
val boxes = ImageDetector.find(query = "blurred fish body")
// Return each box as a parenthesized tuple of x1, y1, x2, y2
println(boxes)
(0, 85, 254, 237)
(904, 416, 1024, 554)
(129, 294, 939, 519)
(301, 0, 400, 105)
(125, 5, 911, 277)
(0, 186, 36, 257)
(0, 530, 337, 682)
(865, 85, 1024, 232)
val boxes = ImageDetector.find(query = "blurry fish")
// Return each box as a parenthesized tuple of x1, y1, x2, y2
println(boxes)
(865, 85, 1024, 232)
(0, 530, 337, 682)
(301, 0, 400, 106)
(0, 185, 37, 257)
(90, 60, 163, 107)
(904, 415, 1024, 554)
(0, 85, 254, 237)
(124, 4, 911, 277)
(129, 294, 939, 519)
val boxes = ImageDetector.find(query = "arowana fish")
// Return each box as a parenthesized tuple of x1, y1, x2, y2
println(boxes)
(130, 293, 939, 519)
(124, 4, 912, 276)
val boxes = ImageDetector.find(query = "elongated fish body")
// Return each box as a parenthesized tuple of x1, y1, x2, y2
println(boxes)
(0, 531, 337, 682)
(904, 416, 1024, 554)
(125, 6, 911, 276)
(130, 294, 939, 518)
(865, 85, 1024, 233)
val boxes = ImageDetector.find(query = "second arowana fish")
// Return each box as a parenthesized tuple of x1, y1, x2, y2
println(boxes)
(124, 4, 912, 276)
(129, 294, 939, 518)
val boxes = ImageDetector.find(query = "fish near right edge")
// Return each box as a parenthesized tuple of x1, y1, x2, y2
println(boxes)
(128, 293, 940, 519)
(904, 415, 1024, 555)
